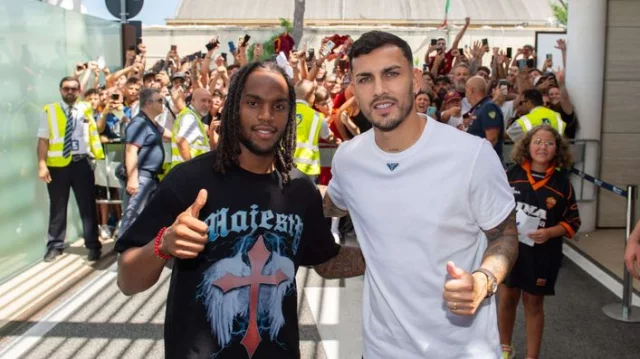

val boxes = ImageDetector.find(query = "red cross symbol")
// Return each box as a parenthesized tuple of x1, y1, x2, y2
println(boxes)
(213, 235, 289, 358)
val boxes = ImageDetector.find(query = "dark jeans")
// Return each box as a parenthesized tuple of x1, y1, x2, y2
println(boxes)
(118, 174, 158, 237)
(46, 159, 101, 250)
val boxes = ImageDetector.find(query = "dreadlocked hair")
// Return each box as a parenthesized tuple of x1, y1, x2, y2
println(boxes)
(214, 61, 297, 184)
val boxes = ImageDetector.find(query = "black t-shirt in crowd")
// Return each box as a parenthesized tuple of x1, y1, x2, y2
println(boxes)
(115, 151, 340, 359)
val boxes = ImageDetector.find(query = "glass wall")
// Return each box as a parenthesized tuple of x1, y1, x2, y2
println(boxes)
(0, 0, 121, 283)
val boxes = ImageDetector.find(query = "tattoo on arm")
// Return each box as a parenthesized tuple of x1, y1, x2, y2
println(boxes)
(480, 209, 519, 283)
(323, 193, 348, 218)
(314, 246, 366, 279)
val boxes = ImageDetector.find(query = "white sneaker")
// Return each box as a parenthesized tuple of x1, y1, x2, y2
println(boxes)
(99, 225, 112, 239)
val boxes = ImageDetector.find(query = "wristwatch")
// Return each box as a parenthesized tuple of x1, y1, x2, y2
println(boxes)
(472, 268, 498, 298)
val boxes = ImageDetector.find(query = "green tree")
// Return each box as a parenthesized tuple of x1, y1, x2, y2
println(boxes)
(248, 18, 293, 62)
(550, 0, 568, 26)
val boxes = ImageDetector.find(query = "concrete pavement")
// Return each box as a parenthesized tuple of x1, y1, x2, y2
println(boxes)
(1, 235, 640, 358)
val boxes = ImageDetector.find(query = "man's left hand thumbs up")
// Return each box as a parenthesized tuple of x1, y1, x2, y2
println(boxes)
(443, 261, 487, 316)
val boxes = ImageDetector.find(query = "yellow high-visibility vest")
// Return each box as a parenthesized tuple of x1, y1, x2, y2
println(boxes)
(170, 107, 209, 168)
(294, 101, 323, 176)
(516, 106, 566, 135)
(44, 102, 104, 167)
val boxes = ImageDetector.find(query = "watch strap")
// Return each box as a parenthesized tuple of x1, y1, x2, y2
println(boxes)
(472, 268, 497, 297)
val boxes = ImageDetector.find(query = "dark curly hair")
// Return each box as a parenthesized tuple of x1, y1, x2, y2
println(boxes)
(214, 61, 297, 184)
(510, 124, 573, 169)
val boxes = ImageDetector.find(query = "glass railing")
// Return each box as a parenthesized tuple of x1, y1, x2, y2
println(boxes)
(0, 0, 121, 283)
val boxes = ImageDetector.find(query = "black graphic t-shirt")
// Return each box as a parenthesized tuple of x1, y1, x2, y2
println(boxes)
(115, 151, 340, 359)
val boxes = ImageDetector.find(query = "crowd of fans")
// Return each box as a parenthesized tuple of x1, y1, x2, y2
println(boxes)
(44, 18, 586, 359)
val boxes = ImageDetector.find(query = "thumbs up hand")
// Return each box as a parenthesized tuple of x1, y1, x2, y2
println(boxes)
(443, 261, 487, 316)
(159, 189, 210, 259)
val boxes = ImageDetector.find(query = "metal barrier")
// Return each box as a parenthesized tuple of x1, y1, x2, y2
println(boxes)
(94, 142, 124, 205)
(569, 167, 640, 322)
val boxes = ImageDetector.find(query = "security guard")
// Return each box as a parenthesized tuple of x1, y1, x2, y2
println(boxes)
(293, 80, 338, 182)
(37, 76, 105, 262)
(465, 76, 505, 160)
(170, 88, 211, 168)
(507, 89, 566, 143)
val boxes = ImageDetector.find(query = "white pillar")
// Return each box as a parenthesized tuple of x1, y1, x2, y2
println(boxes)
(566, 0, 607, 232)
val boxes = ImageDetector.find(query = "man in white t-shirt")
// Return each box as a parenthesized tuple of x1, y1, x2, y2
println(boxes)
(324, 31, 518, 359)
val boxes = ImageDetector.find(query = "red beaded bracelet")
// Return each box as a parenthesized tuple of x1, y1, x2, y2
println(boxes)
(154, 227, 171, 260)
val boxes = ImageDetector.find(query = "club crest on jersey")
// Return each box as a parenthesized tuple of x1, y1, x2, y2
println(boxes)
(386, 163, 399, 171)
(296, 113, 303, 125)
(546, 196, 557, 209)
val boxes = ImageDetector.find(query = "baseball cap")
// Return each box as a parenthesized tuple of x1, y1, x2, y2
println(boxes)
(443, 90, 462, 105)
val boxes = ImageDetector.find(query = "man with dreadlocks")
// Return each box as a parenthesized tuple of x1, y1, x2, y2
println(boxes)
(115, 61, 365, 359)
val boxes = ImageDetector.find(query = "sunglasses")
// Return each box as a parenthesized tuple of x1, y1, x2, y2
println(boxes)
(532, 138, 556, 147)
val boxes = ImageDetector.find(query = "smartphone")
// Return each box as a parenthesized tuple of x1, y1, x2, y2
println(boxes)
(482, 38, 488, 46)
(323, 40, 336, 56)
(498, 79, 509, 95)
(242, 34, 251, 47)
(205, 42, 216, 51)
(458, 48, 464, 56)
(506, 47, 512, 58)
(422, 63, 428, 72)
(308, 48, 315, 59)
(546, 53, 553, 61)
(228, 41, 236, 53)
(517, 59, 526, 70)
(221, 52, 227, 61)
(111, 93, 119, 101)
(427, 106, 437, 117)
(171, 45, 177, 52)
(430, 39, 437, 46)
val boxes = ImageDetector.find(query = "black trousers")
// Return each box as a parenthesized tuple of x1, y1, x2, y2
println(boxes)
(46, 159, 101, 250)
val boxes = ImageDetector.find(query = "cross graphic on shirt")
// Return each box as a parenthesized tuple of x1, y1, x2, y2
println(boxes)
(212, 235, 289, 358)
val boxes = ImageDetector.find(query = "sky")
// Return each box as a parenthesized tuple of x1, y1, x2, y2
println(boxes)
(82, 0, 180, 25)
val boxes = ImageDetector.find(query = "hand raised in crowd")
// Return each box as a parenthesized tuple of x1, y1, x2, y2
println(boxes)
(253, 43, 263, 60)
(443, 262, 487, 316)
(156, 71, 170, 87)
(289, 51, 300, 67)
(159, 189, 209, 259)
(555, 39, 566, 52)
(496, 50, 507, 65)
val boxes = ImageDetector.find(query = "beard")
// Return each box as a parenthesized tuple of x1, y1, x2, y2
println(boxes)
(63, 94, 77, 104)
(362, 86, 415, 133)
(454, 80, 466, 93)
(238, 126, 286, 157)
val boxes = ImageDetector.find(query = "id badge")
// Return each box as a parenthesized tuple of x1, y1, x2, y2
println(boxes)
(71, 140, 79, 151)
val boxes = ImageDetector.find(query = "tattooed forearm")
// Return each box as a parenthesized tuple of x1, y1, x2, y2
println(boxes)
(480, 209, 519, 283)
(314, 246, 366, 279)
(323, 193, 349, 218)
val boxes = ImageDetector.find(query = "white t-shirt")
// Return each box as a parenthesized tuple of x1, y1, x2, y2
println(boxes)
(177, 112, 204, 144)
(37, 102, 89, 155)
(327, 117, 514, 359)
(500, 100, 515, 131)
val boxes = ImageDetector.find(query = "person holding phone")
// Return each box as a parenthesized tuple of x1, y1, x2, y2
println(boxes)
(426, 17, 471, 75)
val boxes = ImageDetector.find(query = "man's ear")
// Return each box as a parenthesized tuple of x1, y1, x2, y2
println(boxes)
(412, 67, 422, 95)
